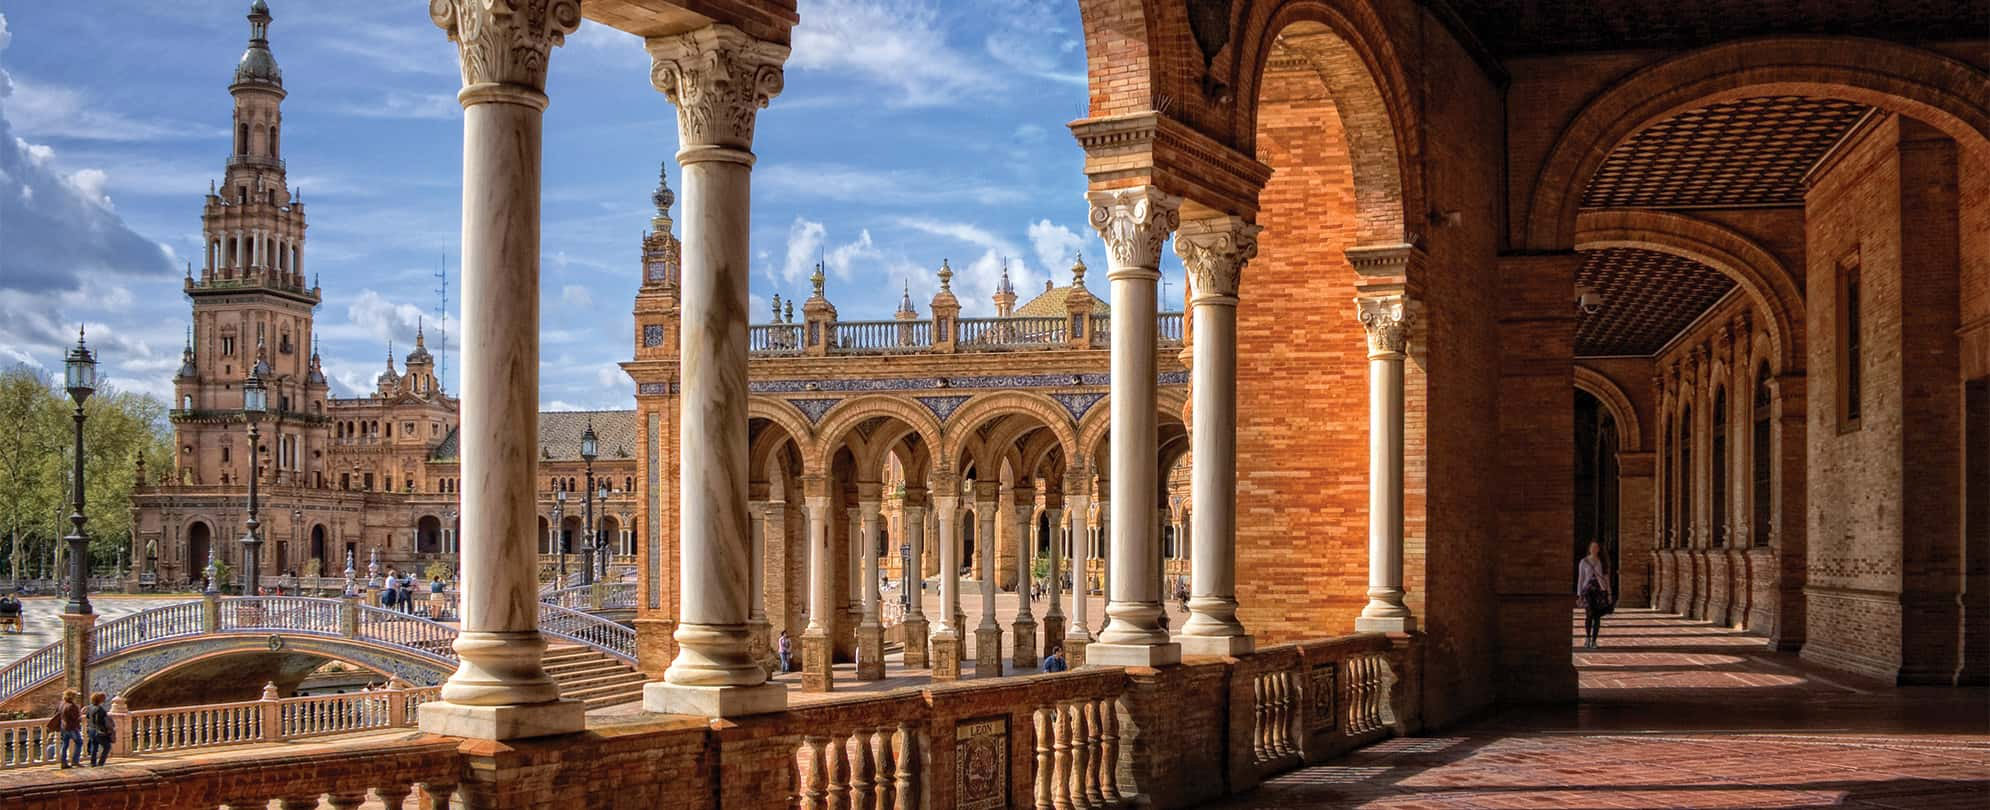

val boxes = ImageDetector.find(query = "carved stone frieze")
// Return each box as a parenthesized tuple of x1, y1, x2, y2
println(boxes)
(646, 25, 789, 151)
(428, 0, 582, 91)
(1086, 187, 1181, 275)
(1174, 216, 1261, 302)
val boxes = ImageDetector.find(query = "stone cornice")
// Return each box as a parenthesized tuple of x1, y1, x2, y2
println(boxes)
(429, 0, 583, 91)
(646, 24, 788, 152)
(1070, 112, 1271, 218)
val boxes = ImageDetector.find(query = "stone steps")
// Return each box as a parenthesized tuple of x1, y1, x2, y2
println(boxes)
(544, 645, 646, 710)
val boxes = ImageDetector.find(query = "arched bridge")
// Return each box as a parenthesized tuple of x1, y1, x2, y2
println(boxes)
(0, 595, 640, 712)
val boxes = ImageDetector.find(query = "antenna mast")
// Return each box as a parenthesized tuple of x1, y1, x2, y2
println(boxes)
(433, 252, 449, 388)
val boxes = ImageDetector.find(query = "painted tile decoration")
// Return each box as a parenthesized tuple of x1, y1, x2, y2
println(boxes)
(1051, 392, 1106, 421)
(917, 395, 973, 422)
(788, 398, 841, 424)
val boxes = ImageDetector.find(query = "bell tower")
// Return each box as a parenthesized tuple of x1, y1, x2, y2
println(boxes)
(173, 0, 328, 489)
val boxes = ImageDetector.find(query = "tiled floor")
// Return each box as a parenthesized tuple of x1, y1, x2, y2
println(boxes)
(1217, 609, 1990, 809)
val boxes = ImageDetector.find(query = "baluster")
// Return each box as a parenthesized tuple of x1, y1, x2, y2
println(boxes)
(420, 782, 458, 810)
(1278, 672, 1297, 756)
(1064, 702, 1090, 809)
(1033, 708, 1055, 810)
(799, 735, 830, 810)
(1252, 675, 1269, 762)
(1080, 700, 1103, 807)
(1098, 698, 1121, 801)
(1285, 671, 1302, 756)
(850, 728, 876, 810)
(1266, 674, 1285, 757)
(825, 734, 850, 810)
(374, 783, 413, 809)
(893, 722, 916, 810)
(325, 793, 367, 810)
(870, 726, 894, 809)
(1052, 703, 1073, 810)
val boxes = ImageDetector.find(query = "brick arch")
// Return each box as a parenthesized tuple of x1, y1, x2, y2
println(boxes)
(748, 397, 817, 467)
(1525, 36, 1990, 251)
(1074, 0, 1163, 120)
(1576, 208, 1803, 374)
(940, 392, 1079, 476)
(1073, 387, 1190, 474)
(1573, 365, 1644, 452)
(811, 395, 944, 476)
(1231, 0, 1417, 245)
(747, 416, 807, 485)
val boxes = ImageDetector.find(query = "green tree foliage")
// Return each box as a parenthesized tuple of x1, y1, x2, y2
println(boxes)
(0, 365, 170, 576)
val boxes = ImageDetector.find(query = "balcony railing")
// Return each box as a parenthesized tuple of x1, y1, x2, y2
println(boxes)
(745, 313, 1185, 357)
(831, 319, 932, 353)
(957, 316, 1067, 349)
(749, 323, 804, 354)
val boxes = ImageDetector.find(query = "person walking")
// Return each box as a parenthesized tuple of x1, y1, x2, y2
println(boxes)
(1041, 646, 1068, 673)
(1577, 541, 1614, 649)
(49, 689, 83, 768)
(429, 575, 449, 619)
(85, 692, 113, 767)
(777, 630, 793, 674)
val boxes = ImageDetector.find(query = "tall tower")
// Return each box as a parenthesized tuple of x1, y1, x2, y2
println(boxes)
(992, 261, 1018, 317)
(173, 1, 328, 489)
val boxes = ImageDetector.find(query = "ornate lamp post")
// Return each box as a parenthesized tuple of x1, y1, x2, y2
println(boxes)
(595, 482, 610, 581)
(579, 421, 598, 587)
(61, 327, 97, 615)
(239, 359, 269, 596)
(552, 489, 566, 584)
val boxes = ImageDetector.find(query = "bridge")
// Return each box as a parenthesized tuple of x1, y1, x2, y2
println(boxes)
(0, 589, 642, 716)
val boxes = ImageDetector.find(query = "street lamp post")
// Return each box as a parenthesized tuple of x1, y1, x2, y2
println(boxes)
(595, 482, 610, 581)
(62, 327, 97, 615)
(239, 356, 269, 597)
(580, 421, 598, 587)
(553, 489, 567, 585)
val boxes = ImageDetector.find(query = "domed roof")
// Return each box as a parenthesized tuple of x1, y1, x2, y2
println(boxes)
(235, 47, 283, 86)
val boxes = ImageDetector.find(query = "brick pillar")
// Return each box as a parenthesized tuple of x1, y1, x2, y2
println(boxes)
(60, 612, 95, 698)
(1495, 252, 1580, 703)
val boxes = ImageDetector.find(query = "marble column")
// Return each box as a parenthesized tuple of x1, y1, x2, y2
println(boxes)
(901, 497, 929, 667)
(801, 487, 834, 692)
(1011, 491, 1038, 669)
(1175, 216, 1258, 654)
(642, 24, 789, 717)
(747, 496, 772, 674)
(1065, 493, 1092, 666)
(420, 0, 585, 741)
(1087, 186, 1181, 667)
(856, 488, 884, 680)
(1043, 503, 1065, 655)
(930, 489, 962, 680)
(1355, 293, 1416, 633)
(973, 482, 1003, 678)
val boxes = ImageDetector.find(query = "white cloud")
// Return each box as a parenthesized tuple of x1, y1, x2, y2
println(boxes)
(5, 78, 220, 142)
(756, 163, 1025, 207)
(824, 229, 878, 281)
(560, 285, 593, 309)
(1027, 219, 1085, 277)
(777, 217, 827, 285)
(789, 0, 999, 106)
(339, 289, 448, 350)
(338, 91, 459, 121)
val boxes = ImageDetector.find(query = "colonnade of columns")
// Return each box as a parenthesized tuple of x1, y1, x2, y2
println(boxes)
(416, 3, 1414, 739)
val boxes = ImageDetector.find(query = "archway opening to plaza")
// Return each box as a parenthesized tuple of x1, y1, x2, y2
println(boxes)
(309, 524, 326, 570)
(536, 515, 551, 555)
(186, 521, 213, 578)
(1574, 389, 1620, 595)
(415, 515, 442, 555)
(598, 515, 621, 558)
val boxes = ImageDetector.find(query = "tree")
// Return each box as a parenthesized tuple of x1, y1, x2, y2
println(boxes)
(0, 365, 170, 577)
(0, 366, 65, 579)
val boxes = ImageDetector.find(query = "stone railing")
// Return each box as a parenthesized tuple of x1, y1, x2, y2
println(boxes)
(747, 313, 1186, 357)
(537, 603, 638, 662)
(751, 323, 805, 354)
(1225, 634, 1407, 792)
(541, 580, 637, 612)
(957, 316, 1067, 349)
(0, 644, 61, 702)
(0, 735, 459, 809)
(833, 319, 933, 353)
(0, 683, 444, 769)
(87, 600, 206, 662)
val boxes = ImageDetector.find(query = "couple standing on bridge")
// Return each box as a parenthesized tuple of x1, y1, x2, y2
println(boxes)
(44, 690, 113, 769)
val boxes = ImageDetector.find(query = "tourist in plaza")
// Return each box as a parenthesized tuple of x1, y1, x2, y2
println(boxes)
(1577, 541, 1614, 649)
(1041, 646, 1068, 673)
(0, 592, 22, 633)
(398, 572, 417, 614)
(429, 575, 449, 619)
(48, 690, 83, 768)
(85, 692, 113, 767)
(777, 630, 792, 673)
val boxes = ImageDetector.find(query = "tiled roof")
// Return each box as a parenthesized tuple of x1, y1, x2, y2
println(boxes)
(1014, 285, 1109, 318)
(429, 409, 637, 462)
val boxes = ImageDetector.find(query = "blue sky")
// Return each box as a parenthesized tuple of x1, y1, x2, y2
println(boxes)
(0, 0, 1186, 410)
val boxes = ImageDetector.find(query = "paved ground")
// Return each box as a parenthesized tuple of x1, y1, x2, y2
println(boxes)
(0, 596, 202, 666)
(1216, 608, 1990, 809)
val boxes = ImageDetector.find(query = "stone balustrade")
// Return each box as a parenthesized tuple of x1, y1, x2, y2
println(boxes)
(0, 736, 457, 810)
(748, 313, 1182, 358)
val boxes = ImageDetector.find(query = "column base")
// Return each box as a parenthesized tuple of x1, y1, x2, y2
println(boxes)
(1011, 617, 1039, 670)
(801, 633, 834, 692)
(642, 681, 787, 718)
(1040, 613, 1065, 657)
(974, 625, 1004, 678)
(1064, 627, 1092, 667)
(1355, 615, 1418, 633)
(901, 617, 930, 668)
(1178, 634, 1255, 657)
(1085, 642, 1181, 668)
(931, 634, 962, 681)
(748, 618, 775, 676)
(856, 623, 885, 681)
(417, 699, 585, 741)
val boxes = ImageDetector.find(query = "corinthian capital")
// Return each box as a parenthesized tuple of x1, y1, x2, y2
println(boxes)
(429, 0, 582, 91)
(647, 25, 789, 153)
(1174, 216, 1261, 303)
(1357, 295, 1413, 358)
(1086, 187, 1181, 277)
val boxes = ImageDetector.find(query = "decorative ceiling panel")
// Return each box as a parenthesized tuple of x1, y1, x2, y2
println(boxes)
(1446, 1, 1981, 56)
(1576, 247, 1734, 356)
(1583, 96, 1870, 209)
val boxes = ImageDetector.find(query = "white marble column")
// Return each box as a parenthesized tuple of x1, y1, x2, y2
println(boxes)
(420, 0, 583, 741)
(1175, 216, 1258, 654)
(901, 498, 929, 667)
(1066, 494, 1092, 644)
(1355, 294, 1416, 633)
(856, 491, 884, 680)
(747, 498, 770, 670)
(1011, 490, 1038, 668)
(930, 490, 963, 679)
(800, 491, 834, 691)
(1087, 186, 1181, 667)
(973, 483, 1003, 677)
(643, 24, 790, 717)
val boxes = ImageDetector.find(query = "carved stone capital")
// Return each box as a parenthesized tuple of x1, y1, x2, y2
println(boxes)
(1174, 216, 1260, 303)
(1086, 187, 1181, 277)
(646, 25, 789, 153)
(429, 0, 582, 92)
(1357, 295, 1413, 359)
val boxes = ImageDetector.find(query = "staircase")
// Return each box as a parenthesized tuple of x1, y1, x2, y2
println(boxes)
(544, 644, 647, 710)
